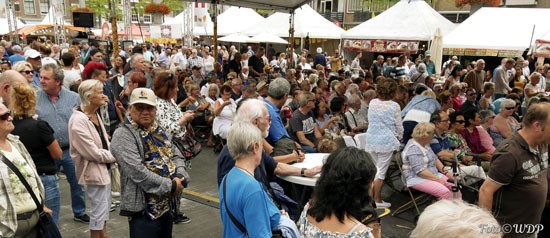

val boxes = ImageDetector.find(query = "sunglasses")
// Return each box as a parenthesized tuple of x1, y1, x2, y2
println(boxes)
(0, 111, 11, 120)
(20, 70, 33, 75)
(505, 107, 515, 110)
(455, 120, 465, 124)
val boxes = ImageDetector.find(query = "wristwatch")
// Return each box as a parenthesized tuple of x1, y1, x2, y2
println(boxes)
(300, 168, 306, 177)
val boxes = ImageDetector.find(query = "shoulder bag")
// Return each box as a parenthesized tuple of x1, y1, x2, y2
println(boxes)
(1, 155, 62, 238)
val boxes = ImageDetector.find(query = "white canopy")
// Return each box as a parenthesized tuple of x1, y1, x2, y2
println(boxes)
(41, 6, 70, 25)
(218, 33, 250, 43)
(248, 33, 288, 44)
(342, 0, 455, 41)
(180, 0, 308, 11)
(443, 7, 550, 51)
(243, 4, 344, 39)
(0, 9, 26, 35)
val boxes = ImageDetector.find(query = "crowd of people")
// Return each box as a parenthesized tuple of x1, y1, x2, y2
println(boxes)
(0, 37, 548, 238)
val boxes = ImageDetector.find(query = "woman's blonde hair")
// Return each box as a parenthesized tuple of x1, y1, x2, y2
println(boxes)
(12, 61, 33, 73)
(412, 122, 435, 139)
(10, 82, 36, 118)
(78, 79, 103, 106)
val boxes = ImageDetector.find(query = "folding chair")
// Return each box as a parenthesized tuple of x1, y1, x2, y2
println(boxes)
(391, 150, 433, 217)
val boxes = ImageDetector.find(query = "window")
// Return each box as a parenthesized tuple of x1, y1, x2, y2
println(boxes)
(143, 14, 152, 24)
(24, 0, 35, 14)
(320, 0, 333, 13)
(131, 13, 139, 23)
(14, 3, 20, 12)
(347, 0, 363, 12)
(40, 0, 49, 14)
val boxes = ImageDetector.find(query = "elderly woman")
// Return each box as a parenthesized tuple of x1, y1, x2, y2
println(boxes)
(365, 78, 403, 208)
(522, 72, 544, 115)
(111, 88, 188, 237)
(489, 98, 520, 147)
(402, 122, 459, 200)
(213, 85, 237, 140)
(0, 102, 53, 237)
(205, 83, 220, 109)
(183, 82, 214, 127)
(299, 147, 377, 237)
(411, 200, 501, 238)
(12, 61, 34, 85)
(449, 84, 463, 112)
(69, 79, 117, 238)
(479, 82, 495, 111)
(219, 121, 299, 238)
(10, 82, 63, 224)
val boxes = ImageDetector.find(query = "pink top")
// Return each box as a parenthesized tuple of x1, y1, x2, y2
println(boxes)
(477, 126, 495, 153)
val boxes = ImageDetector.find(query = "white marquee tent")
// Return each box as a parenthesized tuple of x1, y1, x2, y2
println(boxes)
(443, 7, 550, 51)
(341, 0, 455, 41)
(0, 9, 25, 35)
(41, 6, 71, 25)
(164, 6, 265, 36)
(181, 0, 309, 11)
(243, 4, 344, 39)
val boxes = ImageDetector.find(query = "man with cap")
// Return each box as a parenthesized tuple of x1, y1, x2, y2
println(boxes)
(35, 63, 90, 223)
(191, 65, 205, 84)
(423, 51, 436, 76)
(25, 49, 42, 87)
(111, 88, 188, 237)
(257, 81, 269, 97)
(8, 45, 24, 65)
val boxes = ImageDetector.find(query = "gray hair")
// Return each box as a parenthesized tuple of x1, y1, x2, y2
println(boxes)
(207, 83, 219, 97)
(347, 94, 361, 106)
(479, 110, 495, 124)
(227, 121, 263, 161)
(78, 79, 103, 106)
(363, 89, 376, 99)
(130, 54, 143, 69)
(316, 47, 322, 54)
(308, 74, 318, 85)
(417, 63, 427, 73)
(412, 122, 435, 139)
(298, 92, 314, 107)
(234, 98, 266, 123)
(42, 63, 64, 86)
(411, 200, 501, 238)
(500, 98, 516, 112)
(268, 77, 290, 100)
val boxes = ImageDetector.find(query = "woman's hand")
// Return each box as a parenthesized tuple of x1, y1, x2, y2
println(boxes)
(43, 205, 53, 216)
(179, 111, 195, 126)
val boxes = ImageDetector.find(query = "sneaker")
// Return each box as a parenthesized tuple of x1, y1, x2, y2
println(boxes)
(111, 192, 121, 197)
(375, 201, 391, 208)
(110, 203, 117, 212)
(173, 213, 191, 224)
(74, 214, 90, 223)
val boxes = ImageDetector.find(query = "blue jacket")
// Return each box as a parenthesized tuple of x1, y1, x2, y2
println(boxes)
(401, 95, 441, 118)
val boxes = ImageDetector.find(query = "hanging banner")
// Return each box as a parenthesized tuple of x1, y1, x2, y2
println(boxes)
(101, 23, 109, 40)
(194, 2, 208, 28)
(443, 48, 522, 57)
(343, 39, 419, 53)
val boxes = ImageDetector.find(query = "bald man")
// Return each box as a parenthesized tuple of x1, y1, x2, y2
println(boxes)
(0, 70, 27, 106)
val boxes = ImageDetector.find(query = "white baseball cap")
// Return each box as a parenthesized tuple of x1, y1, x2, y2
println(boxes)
(129, 88, 157, 106)
(24, 49, 41, 59)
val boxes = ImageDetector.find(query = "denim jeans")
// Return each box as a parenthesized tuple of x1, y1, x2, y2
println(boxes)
(129, 212, 173, 238)
(39, 174, 60, 225)
(300, 145, 316, 153)
(56, 149, 86, 217)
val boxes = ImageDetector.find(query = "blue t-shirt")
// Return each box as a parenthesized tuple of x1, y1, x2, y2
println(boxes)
(9, 54, 25, 65)
(264, 98, 289, 145)
(430, 132, 451, 155)
(217, 145, 278, 186)
(219, 168, 280, 238)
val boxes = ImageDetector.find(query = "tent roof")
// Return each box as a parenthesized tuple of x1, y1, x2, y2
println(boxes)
(180, 0, 308, 11)
(243, 4, 344, 39)
(0, 9, 26, 34)
(164, 6, 264, 36)
(342, 0, 455, 41)
(41, 6, 70, 25)
(443, 7, 550, 50)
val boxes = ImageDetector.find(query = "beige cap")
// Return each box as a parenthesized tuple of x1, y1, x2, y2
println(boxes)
(256, 81, 269, 91)
(129, 88, 157, 106)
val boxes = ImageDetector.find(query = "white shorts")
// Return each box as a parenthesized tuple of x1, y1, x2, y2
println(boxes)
(87, 184, 111, 231)
(368, 151, 394, 180)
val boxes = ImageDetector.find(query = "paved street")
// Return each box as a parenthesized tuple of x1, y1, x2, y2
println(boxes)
(57, 147, 420, 237)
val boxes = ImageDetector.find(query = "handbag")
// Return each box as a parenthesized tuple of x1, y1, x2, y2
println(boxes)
(173, 125, 202, 160)
(1, 155, 62, 238)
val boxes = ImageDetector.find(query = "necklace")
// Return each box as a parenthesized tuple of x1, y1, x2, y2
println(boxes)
(235, 166, 254, 177)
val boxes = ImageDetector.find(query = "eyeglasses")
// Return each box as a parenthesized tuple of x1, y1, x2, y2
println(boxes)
(440, 119, 450, 123)
(468, 93, 476, 96)
(0, 111, 11, 120)
(20, 70, 33, 75)
(133, 104, 156, 112)
(455, 120, 465, 124)
(505, 107, 515, 110)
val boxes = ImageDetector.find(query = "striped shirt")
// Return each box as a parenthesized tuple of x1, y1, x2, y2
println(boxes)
(36, 87, 81, 148)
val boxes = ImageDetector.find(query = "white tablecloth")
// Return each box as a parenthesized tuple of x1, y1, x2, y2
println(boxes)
(277, 153, 329, 187)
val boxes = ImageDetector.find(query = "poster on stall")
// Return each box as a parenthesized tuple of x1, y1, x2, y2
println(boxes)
(194, 2, 208, 28)
(343, 39, 419, 53)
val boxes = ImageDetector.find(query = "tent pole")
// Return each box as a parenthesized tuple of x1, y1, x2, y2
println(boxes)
(289, 9, 295, 69)
(528, 25, 536, 52)
(212, 1, 218, 59)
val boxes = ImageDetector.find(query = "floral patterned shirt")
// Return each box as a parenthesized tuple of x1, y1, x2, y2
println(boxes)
(131, 119, 176, 220)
